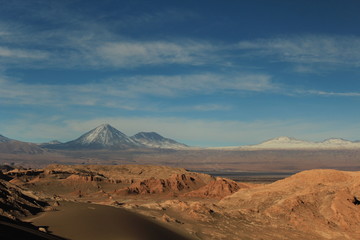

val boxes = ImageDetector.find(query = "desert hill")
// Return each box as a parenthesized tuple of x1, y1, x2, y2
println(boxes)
(220, 169, 360, 239)
(6, 164, 244, 201)
(44, 164, 212, 183)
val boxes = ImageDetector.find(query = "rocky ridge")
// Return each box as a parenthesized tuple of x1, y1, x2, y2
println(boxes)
(0, 179, 47, 220)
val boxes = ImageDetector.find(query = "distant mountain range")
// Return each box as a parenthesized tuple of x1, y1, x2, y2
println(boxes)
(131, 132, 188, 149)
(239, 136, 360, 150)
(0, 134, 11, 143)
(206, 136, 360, 150)
(0, 134, 46, 154)
(41, 124, 188, 150)
(2, 125, 360, 153)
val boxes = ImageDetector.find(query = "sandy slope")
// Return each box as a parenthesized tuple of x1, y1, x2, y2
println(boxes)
(0, 216, 66, 240)
(24, 201, 193, 240)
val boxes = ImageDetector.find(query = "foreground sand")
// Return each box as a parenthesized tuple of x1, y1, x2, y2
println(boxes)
(24, 201, 193, 240)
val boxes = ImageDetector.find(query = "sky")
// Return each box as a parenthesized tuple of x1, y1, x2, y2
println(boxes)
(1, 0, 360, 147)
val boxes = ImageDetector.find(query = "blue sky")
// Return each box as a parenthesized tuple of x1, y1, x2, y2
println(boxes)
(1, 0, 360, 147)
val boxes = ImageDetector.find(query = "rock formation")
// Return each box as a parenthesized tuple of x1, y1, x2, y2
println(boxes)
(183, 177, 249, 199)
(0, 179, 47, 220)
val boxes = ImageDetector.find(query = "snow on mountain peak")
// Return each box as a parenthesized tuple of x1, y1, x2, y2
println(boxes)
(133, 132, 164, 140)
(131, 132, 188, 149)
(0, 134, 11, 143)
(70, 124, 140, 148)
(261, 136, 308, 144)
(242, 136, 360, 150)
(322, 138, 352, 144)
(273, 136, 293, 141)
(42, 124, 189, 150)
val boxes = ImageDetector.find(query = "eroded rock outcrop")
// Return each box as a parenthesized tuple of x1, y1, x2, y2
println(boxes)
(183, 177, 249, 199)
(0, 179, 47, 220)
(120, 173, 211, 195)
(43, 164, 212, 185)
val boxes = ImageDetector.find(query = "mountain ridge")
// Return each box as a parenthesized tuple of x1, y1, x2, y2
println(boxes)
(42, 124, 188, 150)
(131, 132, 188, 149)
(0, 134, 11, 143)
(241, 136, 360, 150)
(44, 124, 142, 149)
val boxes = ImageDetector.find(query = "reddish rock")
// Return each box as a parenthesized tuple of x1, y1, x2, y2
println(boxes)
(183, 177, 246, 199)
(123, 173, 206, 195)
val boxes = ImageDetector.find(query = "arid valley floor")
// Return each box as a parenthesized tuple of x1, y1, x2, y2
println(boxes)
(2, 161, 360, 240)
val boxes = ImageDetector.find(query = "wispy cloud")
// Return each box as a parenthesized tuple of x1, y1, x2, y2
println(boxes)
(304, 90, 360, 97)
(95, 40, 215, 67)
(192, 104, 231, 111)
(237, 35, 360, 67)
(0, 46, 48, 59)
(0, 5, 218, 69)
(0, 72, 275, 108)
(2, 69, 359, 113)
(0, 25, 221, 69)
(122, 73, 275, 96)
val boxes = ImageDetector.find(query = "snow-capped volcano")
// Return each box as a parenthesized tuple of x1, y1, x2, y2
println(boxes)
(69, 124, 142, 148)
(41, 124, 189, 150)
(0, 134, 11, 143)
(48, 124, 142, 149)
(131, 132, 188, 149)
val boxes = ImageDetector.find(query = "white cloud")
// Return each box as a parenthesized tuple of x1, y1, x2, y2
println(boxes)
(123, 73, 275, 97)
(192, 104, 231, 111)
(0, 46, 49, 59)
(1, 70, 359, 114)
(237, 35, 360, 67)
(95, 41, 214, 67)
(305, 90, 360, 97)
(0, 72, 276, 108)
(0, 17, 219, 68)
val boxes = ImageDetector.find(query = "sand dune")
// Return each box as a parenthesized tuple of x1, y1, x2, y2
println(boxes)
(0, 216, 66, 240)
(25, 201, 193, 240)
